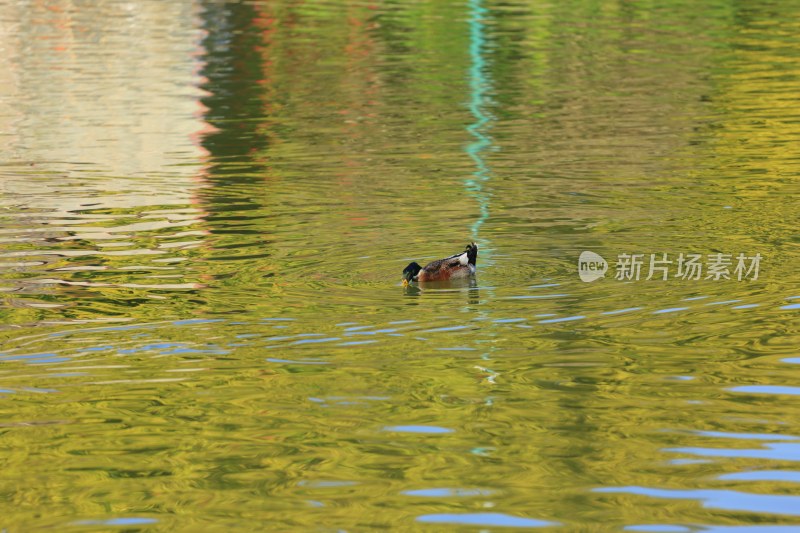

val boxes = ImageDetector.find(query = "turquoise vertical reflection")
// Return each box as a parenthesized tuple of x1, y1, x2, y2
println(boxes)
(465, 0, 493, 246)
(467, 0, 497, 386)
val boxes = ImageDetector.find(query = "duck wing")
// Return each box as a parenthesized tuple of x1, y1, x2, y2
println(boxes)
(421, 248, 471, 275)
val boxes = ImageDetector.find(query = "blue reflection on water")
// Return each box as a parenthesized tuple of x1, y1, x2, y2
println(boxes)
(596, 486, 800, 515)
(692, 430, 800, 441)
(417, 512, 556, 527)
(666, 443, 800, 461)
(653, 307, 690, 315)
(625, 526, 690, 532)
(602, 307, 643, 315)
(419, 325, 469, 334)
(719, 470, 800, 483)
(730, 385, 800, 396)
(119, 342, 182, 353)
(538, 315, 585, 324)
(702, 524, 797, 533)
(628, 527, 800, 533)
(26, 356, 69, 364)
(383, 425, 453, 434)
(338, 340, 378, 346)
(403, 488, 493, 497)
(74, 517, 158, 526)
(0, 353, 57, 361)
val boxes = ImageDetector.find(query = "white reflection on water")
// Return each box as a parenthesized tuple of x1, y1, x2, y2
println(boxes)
(0, 1, 210, 211)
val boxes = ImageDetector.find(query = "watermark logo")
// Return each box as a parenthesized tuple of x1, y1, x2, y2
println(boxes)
(578, 251, 608, 282)
(578, 252, 762, 282)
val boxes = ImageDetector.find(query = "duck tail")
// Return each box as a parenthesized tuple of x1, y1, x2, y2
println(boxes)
(466, 242, 478, 265)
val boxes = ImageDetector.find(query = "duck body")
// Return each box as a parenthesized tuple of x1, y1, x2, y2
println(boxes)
(403, 243, 478, 283)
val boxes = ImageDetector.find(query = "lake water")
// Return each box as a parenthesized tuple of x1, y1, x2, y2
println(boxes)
(1, 0, 800, 530)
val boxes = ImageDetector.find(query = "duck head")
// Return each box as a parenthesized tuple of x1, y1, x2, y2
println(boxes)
(402, 262, 422, 284)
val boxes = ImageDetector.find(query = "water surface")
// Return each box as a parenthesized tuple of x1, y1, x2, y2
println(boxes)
(1, 0, 800, 530)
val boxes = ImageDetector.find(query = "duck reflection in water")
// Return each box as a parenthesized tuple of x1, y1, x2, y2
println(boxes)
(403, 277, 480, 305)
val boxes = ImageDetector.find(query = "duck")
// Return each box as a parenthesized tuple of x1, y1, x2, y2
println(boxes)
(402, 242, 478, 285)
